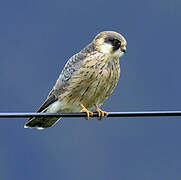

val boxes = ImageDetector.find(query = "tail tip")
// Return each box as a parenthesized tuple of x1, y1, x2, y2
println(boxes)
(37, 127, 44, 130)
(24, 124, 44, 130)
(24, 124, 29, 129)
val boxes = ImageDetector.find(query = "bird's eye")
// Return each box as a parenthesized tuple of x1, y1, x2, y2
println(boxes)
(112, 39, 121, 51)
(104, 37, 121, 51)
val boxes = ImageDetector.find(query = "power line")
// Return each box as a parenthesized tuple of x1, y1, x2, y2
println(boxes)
(0, 111, 181, 118)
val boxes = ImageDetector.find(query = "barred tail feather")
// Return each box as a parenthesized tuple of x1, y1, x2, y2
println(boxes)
(24, 116, 61, 129)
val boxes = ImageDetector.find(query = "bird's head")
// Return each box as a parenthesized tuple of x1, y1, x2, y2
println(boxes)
(93, 31, 127, 58)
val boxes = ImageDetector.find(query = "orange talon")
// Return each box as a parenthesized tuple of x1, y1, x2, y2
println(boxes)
(94, 104, 109, 120)
(80, 104, 93, 120)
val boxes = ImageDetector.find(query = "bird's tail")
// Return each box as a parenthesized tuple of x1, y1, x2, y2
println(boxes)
(24, 116, 61, 130)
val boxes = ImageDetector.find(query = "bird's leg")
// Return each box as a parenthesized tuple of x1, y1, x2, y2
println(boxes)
(80, 104, 93, 120)
(94, 104, 109, 120)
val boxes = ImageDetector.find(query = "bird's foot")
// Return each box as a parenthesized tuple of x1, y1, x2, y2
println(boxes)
(80, 104, 93, 120)
(94, 104, 108, 120)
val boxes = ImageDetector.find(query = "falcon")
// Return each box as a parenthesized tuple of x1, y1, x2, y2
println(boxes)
(25, 31, 127, 129)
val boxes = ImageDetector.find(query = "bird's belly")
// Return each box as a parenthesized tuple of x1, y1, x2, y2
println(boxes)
(59, 60, 120, 111)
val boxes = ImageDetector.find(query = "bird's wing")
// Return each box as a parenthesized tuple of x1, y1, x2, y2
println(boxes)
(37, 92, 57, 112)
(37, 50, 88, 113)
(54, 51, 87, 87)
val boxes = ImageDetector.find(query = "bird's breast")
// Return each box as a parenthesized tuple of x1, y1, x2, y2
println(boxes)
(59, 55, 120, 110)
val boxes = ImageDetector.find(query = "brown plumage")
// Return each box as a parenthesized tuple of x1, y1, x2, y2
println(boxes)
(25, 31, 127, 129)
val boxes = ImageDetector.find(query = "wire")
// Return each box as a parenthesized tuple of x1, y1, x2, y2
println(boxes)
(0, 111, 181, 118)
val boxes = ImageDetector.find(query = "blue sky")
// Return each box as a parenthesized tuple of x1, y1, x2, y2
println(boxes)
(0, 0, 181, 179)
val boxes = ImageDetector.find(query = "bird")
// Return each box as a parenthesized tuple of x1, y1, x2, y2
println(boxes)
(24, 31, 127, 129)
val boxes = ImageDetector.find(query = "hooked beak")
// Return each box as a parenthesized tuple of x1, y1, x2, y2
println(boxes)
(121, 46, 126, 53)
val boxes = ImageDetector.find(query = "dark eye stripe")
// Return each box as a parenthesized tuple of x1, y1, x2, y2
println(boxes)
(104, 37, 121, 51)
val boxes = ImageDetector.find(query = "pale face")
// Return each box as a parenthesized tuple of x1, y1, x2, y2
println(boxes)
(99, 40, 126, 58)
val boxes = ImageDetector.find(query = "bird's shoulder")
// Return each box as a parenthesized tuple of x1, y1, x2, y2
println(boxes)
(61, 42, 100, 81)
(50, 43, 98, 94)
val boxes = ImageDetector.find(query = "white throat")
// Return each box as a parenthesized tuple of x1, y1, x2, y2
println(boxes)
(114, 49, 124, 58)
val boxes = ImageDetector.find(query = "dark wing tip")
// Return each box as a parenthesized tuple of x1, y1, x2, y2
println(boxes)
(37, 93, 58, 113)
